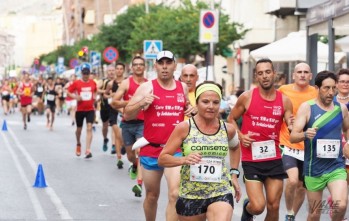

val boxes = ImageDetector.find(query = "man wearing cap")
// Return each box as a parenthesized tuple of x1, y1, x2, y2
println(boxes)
(67, 64, 97, 158)
(124, 51, 195, 221)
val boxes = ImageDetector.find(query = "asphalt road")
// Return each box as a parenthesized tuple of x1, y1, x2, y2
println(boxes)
(0, 110, 346, 220)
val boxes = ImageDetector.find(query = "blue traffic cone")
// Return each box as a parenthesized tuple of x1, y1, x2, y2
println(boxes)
(2, 120, 7, 131)
(33, 164, 47, 188)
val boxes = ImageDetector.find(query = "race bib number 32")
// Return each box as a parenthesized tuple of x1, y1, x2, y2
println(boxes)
(252, 140, 276, 160)
(190, 158, 222, 183)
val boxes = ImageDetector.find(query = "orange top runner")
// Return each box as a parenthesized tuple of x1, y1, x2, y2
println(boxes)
(278, 83, 317, 150)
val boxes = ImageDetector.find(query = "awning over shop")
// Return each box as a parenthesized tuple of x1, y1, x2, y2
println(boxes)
(250, 31, 346, 63)
(336, 36, 349, 52)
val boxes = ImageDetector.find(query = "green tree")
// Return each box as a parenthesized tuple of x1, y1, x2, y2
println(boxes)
(98, 4, 163, 62)
(127, 1, 248, 61)
(40, 1, 247, 66)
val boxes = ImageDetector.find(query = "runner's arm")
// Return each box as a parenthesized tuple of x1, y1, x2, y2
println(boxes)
(123, 82, 156, 120)
(227, 122, 241, 203)
(103, 81, 113, 99)
(227, 91, 255, 146)
(96, 79, 105, 94)
(67, 83, 81, 101)
(282, 95, 294, 131)
(341, 103, 349, 158)
(290, 102, 311, 143)
(158, 121, 196, 167)
(110, 79, 128, 109)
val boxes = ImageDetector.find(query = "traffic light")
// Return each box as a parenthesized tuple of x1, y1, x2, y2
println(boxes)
(82, 46, 88, 54)
(78, 46, 88, 61)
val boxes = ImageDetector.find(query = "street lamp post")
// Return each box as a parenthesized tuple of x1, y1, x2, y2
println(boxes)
(145, 0, 149, 14)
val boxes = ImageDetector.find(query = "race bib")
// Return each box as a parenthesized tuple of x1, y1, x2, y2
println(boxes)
(46, 94, 55, 101)
(23, 88, 31, 96)
(80, 91, 92, 101)
(37, 86, 43, 92)
(190, 158, 222, 183)
(252, 140, 276, 160)
(2, 91, 9, 96)
(283, 146, 304, 161)
(316, 139, 340, 158)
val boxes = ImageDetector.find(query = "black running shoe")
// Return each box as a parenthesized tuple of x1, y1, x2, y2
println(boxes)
(241, 198, 254, 221)
(117, 160, 123, 169)
(132, 184, 142, 197)
(103, 138, 109, 152)
(111, 145, 116, 154)
(121, 146, 126, 155)
(85, 152, 92, 159)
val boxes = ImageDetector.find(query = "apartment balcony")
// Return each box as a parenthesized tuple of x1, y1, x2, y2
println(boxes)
(264, 0, 300, 17)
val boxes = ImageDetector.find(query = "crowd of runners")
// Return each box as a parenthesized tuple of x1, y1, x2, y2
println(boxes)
(1, 51, 349, 221)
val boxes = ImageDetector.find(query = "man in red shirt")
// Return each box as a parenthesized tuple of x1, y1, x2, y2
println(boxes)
(68, 64, 97, 158)
(227, 58, 293, 221)
(17, 72, 35, 130)
(124, 51, 195, 221)
(110, 57, 147, 197)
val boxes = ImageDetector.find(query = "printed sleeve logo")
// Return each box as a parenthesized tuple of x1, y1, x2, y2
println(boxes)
(177, 93, 185, 103)
(272, 106, 282, 116)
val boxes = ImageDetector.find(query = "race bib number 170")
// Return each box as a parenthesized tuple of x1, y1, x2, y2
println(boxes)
(190, 158, 222, 183)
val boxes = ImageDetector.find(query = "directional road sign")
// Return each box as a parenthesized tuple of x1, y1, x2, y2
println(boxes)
(199, 10, 219, 43)
(103, 47, 119, 63)
(56, 57, 65, 74)
(90, 51, 101, 67)
(143, 40, 163, 59)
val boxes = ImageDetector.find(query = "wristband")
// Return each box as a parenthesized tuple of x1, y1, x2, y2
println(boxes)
(229, 168, 240, 178)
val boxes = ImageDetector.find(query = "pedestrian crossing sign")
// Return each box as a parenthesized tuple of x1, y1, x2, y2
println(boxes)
(143, 40, 163, 59)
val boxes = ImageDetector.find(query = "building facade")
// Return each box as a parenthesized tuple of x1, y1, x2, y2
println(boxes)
(0, 31, 15, 77)
(62, 0, 132, 45)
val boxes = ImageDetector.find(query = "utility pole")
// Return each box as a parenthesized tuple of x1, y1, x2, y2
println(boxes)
(62, 1, 70, 45)
(108, 0, 113, 14)
(209, 0, 215, 81)
(145, 0, 149, 14)
(75, 0, 83, 40)
(96, 0, 101, 27)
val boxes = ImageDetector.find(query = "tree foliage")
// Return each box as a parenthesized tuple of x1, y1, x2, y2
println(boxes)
(128, 1, 247, 62)
(98, 4, 163, 62)
(40, 1, 248, 66)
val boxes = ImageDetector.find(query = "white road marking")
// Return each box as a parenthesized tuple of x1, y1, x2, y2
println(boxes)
(5, 120, 21, 125)
(1, 131, 47, 220)
(7, 128, 73, 220)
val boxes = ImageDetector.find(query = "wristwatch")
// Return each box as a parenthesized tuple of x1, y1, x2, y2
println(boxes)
(229, 168, 240, 178)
